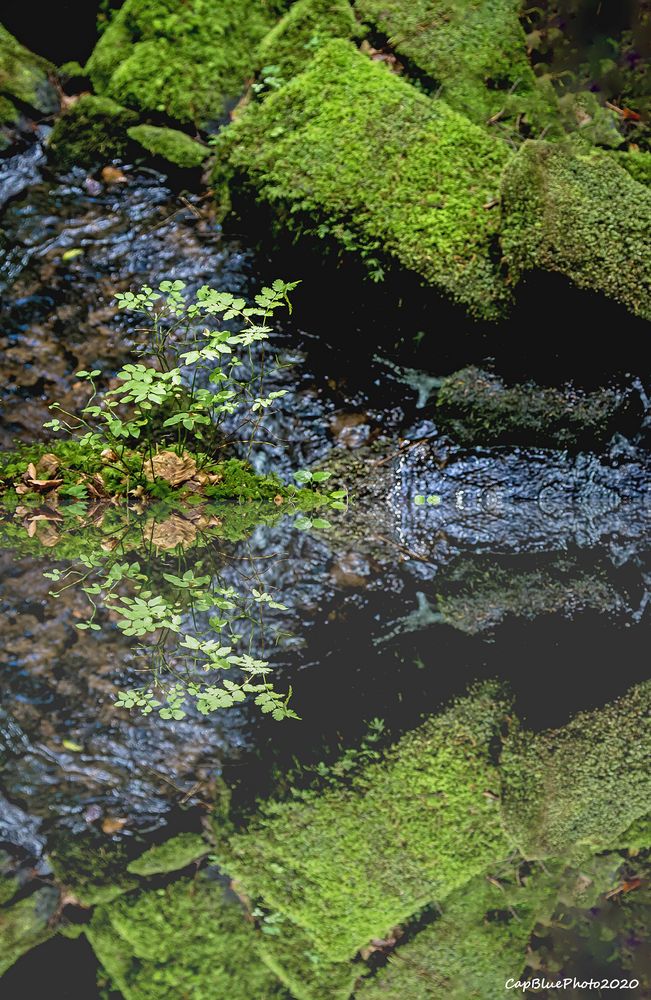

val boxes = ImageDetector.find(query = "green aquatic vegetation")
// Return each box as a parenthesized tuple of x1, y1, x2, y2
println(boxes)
(47, 94, 138, 170)
(354, 0, 556, 132)
(501, 680, 651, 858)
(214, 39, 510, 319)
(127, 124, 208, 168)
(215, 684, 511, 960)
(87, 876, 289, 1000)
(257, 0, 361, 78)
(500, 139, 651, 321)
(85, 0, 282, 125)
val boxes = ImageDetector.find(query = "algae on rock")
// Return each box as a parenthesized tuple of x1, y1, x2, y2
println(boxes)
(215, 39, 510, 319)
(47, 94, 137, 170)
(127, 125, 208, 168)
(85, 0, 282, 125)
(257, 0, 361, 78)
(214, 684, 511, 961)
(501, 139, 651, 321)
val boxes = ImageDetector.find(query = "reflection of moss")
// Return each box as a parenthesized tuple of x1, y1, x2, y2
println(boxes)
(127, 125, 208, 168)
(0, 887, 59, 976)
(215, 40, 509, 319)
(359, 863, 561, 999)
(501, 140, 651, 320)
(87, 876, 289, 1000)
(48, 833, 137, 906)
(355, 0, 556, 130)
(436, 366, 634, 447)
(127, 833, 208, 876)
(0, 25, 58, 121)
(501, 681, 651, 858)
(257, 0, 361, 78)
(47, 94, 137, 170)
(216, 684, 510, 960)
(85, 0, 281, 125)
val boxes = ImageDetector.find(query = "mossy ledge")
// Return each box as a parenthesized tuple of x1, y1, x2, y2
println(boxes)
(256, 0, 362, 78)
(213, 39, 510, 320)
(47, 94, 138, 170)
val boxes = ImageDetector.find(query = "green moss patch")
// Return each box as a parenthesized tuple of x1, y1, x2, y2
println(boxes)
(0, 887, 59, 976)
(257, 0, 361, 78)
(47, 94, 137, 170)
(0, 25, 58, 121)
(216, 684, 511, 961)
(127, 125, 208, 168)
(85, 0, 282, 125)
(501, 140, 651, 321)
(609, 148, 651, 187)
(215, 39, 510, 318)
(127, 833, 209, 876)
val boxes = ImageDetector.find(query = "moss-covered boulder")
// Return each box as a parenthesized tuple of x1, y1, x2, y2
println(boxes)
(215, 685, 510, 961)
(501, 140, 651, 320)
(609, 148, 651, 188)
(127, 124, 208, 168)
(47, 831, 137, 906)
(126, 833, 208, 877)
(436, 366, 637, 447)
(85, 0, 281, 126)
(501, 680, 651, 858)
(257, 0, 361, 78)
(215, 39, 510, 318)
(355, 0, 556, 131)
(47, 94, 137, 170)
(357, 864, 561, 999)
(0, 886, 59, 976)
(0, 25, 59, 125)
(255, 918, 363, 1000)
(86, 876, 289, 1000)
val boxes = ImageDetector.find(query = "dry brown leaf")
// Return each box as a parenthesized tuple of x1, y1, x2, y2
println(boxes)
(101, 817, 128, 835)
(101, 166, 128, 184)
(148, 515, 197, 550)
(36, 453, 60, 478)
(144, 450, 197, 487)
(22, 461, 64, 492)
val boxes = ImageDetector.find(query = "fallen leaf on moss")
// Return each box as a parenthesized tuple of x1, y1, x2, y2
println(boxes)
(144, 451, 197, 487)
(21, 461, 63, 492)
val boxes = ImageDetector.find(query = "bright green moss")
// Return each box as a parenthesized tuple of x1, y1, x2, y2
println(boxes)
(87, 876, 289, 1000)
(501, 140, 651, 321)
(609, 148, 651, 187)
(256, 918, 364, 1000)
(501, 681, 651, 858)
(0, 25, 58, 117)
(47, 94, 137, 170)
(358, 864, 561, 999)
(85, 0, 282, 125)
(257, 0, 361, 78)
(215, 40, 510, 318)
(354, 0, 556, 131)
(127, 125, 208, 168)
(216, 685, 511, 961)
(127, 833, 208, 876)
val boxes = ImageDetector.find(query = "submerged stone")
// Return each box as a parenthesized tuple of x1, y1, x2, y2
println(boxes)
(501, 140, 651, 321)
(215, 684, 510, 960)
(257, 0, 361, 78)
(435, 366, 637, 447)
(85, 0, 282, 125)
(127, 125, 208, 168)
(0, 25, 59, 124)
(215, 39, 510, 319)
(47, 94, 137, 170)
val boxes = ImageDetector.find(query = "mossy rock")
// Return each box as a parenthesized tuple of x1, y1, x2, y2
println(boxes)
(127, 833, 209, 877)
(47, 832, 137, 907)
(354, 0, 557, 132)
(0, 25, 59, 122)
(609, 148, 651, 188)
(215, 39, 510, 319)
(357, 864, 562, 999)
(0, 886, 59, 976)
(86, 876, 289, 1000)
(47, 94, 137, 170)
(256, 918, 364, 1000)
(501, 680, 651, 858)
(127, 125, 208, 168)
(215, 684, 511, 961)
(257, 0, 361, 78)
(85, 0, 282, 126)
(435, 366, 637, 447)
(500, 140, 651, 321)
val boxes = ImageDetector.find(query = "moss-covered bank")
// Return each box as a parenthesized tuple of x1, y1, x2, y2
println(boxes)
(214, 39, 510, 319)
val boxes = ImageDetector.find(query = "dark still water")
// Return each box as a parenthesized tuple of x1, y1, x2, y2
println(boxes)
(1, 150, 650, 1000)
